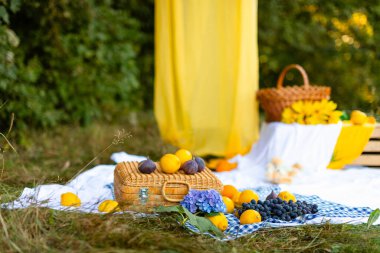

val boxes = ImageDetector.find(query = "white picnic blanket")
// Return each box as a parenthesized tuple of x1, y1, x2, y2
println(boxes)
(2, 151, 379, 213)
(1, 123, 379, 227)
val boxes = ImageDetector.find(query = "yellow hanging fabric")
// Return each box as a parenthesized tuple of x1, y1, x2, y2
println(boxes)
(154, 0, 259, 157)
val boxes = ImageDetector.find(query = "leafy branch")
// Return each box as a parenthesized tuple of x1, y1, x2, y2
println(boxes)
(155, 205, 224, 238)
(367, 208, 380, 229)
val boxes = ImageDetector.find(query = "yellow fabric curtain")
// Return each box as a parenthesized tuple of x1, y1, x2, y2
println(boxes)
(154, 0, 259, 157)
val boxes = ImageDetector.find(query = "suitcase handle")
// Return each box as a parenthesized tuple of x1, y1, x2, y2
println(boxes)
(162, 181, 191, 202)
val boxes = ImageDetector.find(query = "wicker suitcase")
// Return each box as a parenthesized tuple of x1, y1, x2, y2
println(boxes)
(114, 161, 223, 211)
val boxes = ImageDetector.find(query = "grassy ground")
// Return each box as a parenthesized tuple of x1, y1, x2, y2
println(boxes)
(0, 112, 379, 252)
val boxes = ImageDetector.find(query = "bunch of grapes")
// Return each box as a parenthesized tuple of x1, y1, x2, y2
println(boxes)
(238, 198, 318, 222)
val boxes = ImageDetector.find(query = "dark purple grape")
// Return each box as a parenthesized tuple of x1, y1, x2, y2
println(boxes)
(182, 160, 198, 175)
(194, 156, 206, 172)
(138, 159, 157, 174)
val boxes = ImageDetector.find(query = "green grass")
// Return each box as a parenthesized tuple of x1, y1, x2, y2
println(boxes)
(1, 112, 379, 252)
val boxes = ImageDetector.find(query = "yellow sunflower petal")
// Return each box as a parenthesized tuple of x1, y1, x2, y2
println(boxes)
(291, 101, 304, 113)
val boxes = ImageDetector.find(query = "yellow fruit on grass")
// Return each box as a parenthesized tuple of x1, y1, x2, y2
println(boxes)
(222, 196, 234, 213)
(160, 154, 181, 174)
(221, 185, 238, 199)
(240, 210, 261, 224)
(61, 192, 81, 207)
(207, 213, 228, 231)
(351, 110, 367, 125)
(98, 200, 121, 213)
(175, 149, 193, 165)
(231, 191, 241, 204)
(278, 191, 297, 202)
(238, 190, 259, 205)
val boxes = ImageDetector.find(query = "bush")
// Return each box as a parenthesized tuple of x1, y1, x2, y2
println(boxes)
(0, 0, 378, 135)
(0, 0, 153, 132)
(258, 0, 379, 113)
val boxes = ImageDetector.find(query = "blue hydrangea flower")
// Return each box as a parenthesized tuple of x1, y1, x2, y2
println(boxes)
(180, 190, 226, 214)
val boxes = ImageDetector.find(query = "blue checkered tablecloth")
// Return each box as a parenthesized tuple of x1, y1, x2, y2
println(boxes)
(184, 186, 373, 240)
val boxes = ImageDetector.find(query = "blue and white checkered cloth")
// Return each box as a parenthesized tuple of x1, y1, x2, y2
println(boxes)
(184, 186, 373, 240)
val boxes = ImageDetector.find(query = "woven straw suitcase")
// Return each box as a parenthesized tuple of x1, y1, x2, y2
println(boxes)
(257, 64, 331, 122)
(114, 161, 223, 211)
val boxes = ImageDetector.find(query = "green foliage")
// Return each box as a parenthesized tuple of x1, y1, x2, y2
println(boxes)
(155, 205, 224, 237)
(0, 0, 152, 132)
(0, 0, 379, 133)
(258, 0, 380, 114)
(367, 208, 380, 229)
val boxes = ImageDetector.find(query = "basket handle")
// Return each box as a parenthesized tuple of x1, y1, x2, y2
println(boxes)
(162, 181, 191, 203)
(276, 64, 310, 89)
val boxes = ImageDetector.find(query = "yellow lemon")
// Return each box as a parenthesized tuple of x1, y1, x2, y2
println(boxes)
(231, 191, 241, 204)
(61, 192, 81, 207)
(222, 196, 234, 213)
(207, 213, 228, 231)
(278, 191, 297, 202)
(98, 200, 121, 213)
(221, 185, 238, 199)
(351, 110, 367, 125)
(240, 210, 262, 224)
(160, 154, 181, 174)
(367, 116, 376, 124)
(174, 149, 193, 165)
(238, 190, 259, 205)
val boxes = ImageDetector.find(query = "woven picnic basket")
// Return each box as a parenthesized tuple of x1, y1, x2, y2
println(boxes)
(114, 161, 223, 211)
(257, 64, 331, 122)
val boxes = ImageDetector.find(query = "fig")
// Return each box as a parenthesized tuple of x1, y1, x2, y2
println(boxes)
(138, 159, 156, 174)
(266, 190, 278, 200)
(194, 156, 206, 172)
(181, 160, 198, 175)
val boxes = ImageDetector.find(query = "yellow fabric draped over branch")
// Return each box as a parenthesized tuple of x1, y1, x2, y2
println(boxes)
(154, 0, 259, 157)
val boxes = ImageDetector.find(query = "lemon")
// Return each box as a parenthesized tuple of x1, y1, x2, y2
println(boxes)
(222, 196, 234, 213)
(160, 154, 181, 174)
(238, 190, 259, 205)
(61, 192, 81, 207)
(240, 210, 261, 224)
(207, 213, 228, 231)
(175, 149, 193, 165)
(278, 191, 297, 202)
(98, 200, 121, 213)
(231, 191, 241, 204)
(367, 116, 376, 124)
(351, 110, 367, 125)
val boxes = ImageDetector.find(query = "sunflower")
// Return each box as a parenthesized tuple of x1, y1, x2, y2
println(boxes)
(328, 110, 343, 124)
(281, 99, 341, 125)
(282, 108, 296, 123)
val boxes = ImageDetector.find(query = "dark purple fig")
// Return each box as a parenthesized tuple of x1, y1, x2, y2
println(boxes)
(266, 190, 278, 200)
(194, 156, 206, 172)
(138, 159, 156, 174)
(181, 160, 198, 175)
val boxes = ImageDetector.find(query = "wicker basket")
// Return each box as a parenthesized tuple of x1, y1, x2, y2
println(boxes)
(257, 64, 331, 122)
(114, 161, 223, 212)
